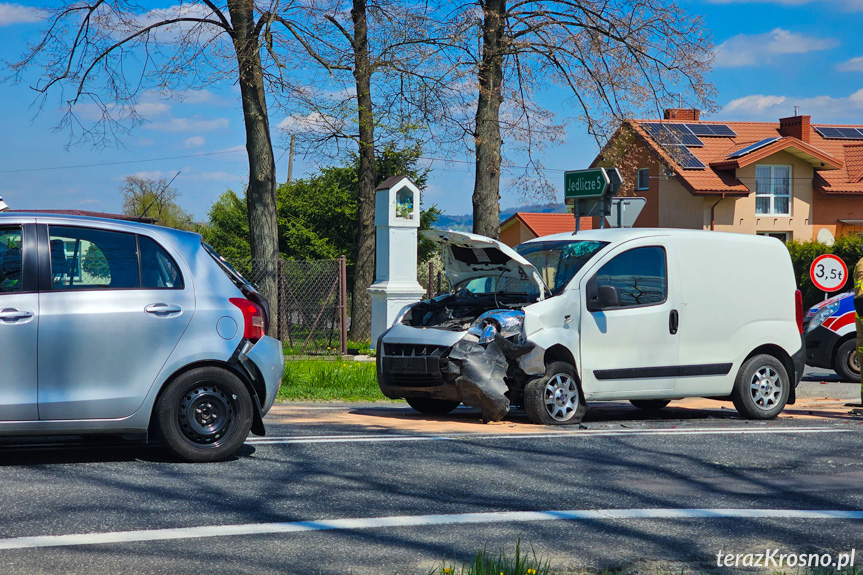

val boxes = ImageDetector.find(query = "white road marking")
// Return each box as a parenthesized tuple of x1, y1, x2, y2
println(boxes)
(247, 426, 851, 445)
(2, 508, 862, 550)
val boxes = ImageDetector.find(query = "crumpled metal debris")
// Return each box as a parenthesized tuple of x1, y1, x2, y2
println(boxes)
(447, 335, 536, 422)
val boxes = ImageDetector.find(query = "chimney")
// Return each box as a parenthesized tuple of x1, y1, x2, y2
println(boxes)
(779, 115, 811, 143)
(663, 108, 700, 122)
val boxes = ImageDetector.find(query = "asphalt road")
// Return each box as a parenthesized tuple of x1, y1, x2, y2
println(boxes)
(0, 376, 862, 574)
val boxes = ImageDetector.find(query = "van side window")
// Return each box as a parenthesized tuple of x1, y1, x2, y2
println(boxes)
(139, 236, 184, 289)
(596, 246, 667, 307)
(0, 226, 23, 293)
(48, 226, 139, 289)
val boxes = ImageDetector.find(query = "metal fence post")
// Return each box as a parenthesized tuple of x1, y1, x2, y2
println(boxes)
(339, 255, 348, 356)
(428, 260, 434, 298)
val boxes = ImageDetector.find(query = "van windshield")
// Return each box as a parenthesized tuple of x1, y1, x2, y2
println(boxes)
(517, 239, 608, 295)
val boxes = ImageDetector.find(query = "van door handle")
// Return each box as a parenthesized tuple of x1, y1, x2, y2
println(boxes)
(669, 309, 679, 335)
(145, 303, 182, 316)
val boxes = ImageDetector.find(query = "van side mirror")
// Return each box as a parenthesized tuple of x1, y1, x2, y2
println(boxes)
(587, 283, 620, 311)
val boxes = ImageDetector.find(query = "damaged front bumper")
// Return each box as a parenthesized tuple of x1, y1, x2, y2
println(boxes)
(377, 323, 545, 421)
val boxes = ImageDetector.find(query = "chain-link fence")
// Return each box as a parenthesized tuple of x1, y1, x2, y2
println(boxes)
(228, 254, 450, 355)
(230, 257, 347, 356)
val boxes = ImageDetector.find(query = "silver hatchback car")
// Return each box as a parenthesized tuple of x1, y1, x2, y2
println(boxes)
(0, 213, 284, 462)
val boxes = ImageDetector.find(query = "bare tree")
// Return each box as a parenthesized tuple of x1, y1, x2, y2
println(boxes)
(444, 0, 716, 238)
(121, 174, 195, 230)
(6, 0, 321, 337)
(273, 0, 449, 339)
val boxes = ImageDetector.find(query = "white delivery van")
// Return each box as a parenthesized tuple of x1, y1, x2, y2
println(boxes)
(377, 228, 805, 424)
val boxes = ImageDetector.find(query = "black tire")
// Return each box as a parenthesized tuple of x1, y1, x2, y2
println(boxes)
(153, 367, 254, 463)
(405, 397, 460, 414)
(630, 399, 671, 412)
(834, 339, 860, 383)
(524, 361, 586, 425)
(731, 354, 790, 419)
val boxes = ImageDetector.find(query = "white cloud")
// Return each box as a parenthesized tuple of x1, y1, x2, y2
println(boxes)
(184, 135, 205, 148)
(714, 28, 838, 68)
(135, 102, 171, 117)
(837, 57, 863, 72)
(722, 89, 863, 121)
(126, 170, 169, 180)
(146, 116, 229, 132)
(0, 3, 41, 26)
(724, 95, 788, 114)
(277, 112, 347, 134)
(137, 137, 156, 147)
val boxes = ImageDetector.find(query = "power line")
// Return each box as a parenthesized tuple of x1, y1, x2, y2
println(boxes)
(0, 148, 247, 175)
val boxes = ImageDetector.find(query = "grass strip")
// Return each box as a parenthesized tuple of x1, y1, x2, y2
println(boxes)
(435, 540, 551, 575)
(277, 359, 384, 402)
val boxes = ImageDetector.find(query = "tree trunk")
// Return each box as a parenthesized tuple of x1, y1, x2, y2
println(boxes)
(227, 0, 281, 338)
(472, 0, 506, 240)
(350, 0, 377, 341)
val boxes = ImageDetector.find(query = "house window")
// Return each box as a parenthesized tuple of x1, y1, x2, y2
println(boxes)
(755, 165, 791, 216)
(757, 231, 790, 243)
(637, 168, 649, 190)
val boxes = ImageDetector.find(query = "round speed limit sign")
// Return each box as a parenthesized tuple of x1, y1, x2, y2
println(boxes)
(809, 254, 848, 293)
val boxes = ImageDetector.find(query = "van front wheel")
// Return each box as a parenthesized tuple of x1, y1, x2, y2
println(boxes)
(525, 362, 586, 425)
(731, 354, 789, 419)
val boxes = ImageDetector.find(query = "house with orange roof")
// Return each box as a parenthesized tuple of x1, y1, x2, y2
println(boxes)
(499, 212, 594, 247)
(591, 108, 863, 243)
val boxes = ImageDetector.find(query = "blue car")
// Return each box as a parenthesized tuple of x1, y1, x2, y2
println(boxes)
(804, 291, 858, 381)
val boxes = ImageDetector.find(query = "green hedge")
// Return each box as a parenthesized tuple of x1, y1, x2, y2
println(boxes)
(787, 235, 861, 310)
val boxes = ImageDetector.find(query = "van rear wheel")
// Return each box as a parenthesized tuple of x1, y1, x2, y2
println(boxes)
(525, 361, 586, 425)
(731, 354, 789, 419)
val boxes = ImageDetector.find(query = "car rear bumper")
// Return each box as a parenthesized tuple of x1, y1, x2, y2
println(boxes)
(241, 335, 284, 414)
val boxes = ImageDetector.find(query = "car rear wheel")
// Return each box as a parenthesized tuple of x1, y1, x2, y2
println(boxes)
(630, 399, 671, 412)
(154, 367, 253, 462)
(405, 397, 460, 414)
(524, 361, 586, 425)
(834, 339, 860, 383)
(731, 354, 789, 419)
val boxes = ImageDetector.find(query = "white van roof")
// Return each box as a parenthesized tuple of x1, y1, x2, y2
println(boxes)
(524, 228, 782, 246)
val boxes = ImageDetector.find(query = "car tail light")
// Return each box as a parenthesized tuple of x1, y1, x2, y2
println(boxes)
(230, 298, 266, 342)
(795, 289, 804, 334)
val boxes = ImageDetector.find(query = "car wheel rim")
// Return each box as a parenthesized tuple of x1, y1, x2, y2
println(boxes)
(850, 350, 860, 374)
(178, 384, 237, 445)
(748, 366, 782, 411)
(543, 373, 579, 421)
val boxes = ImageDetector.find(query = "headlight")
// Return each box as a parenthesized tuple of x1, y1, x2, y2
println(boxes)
(393, 304, 415, 326)
(807, 300, 840, 333)
(468, 310, 525, 344)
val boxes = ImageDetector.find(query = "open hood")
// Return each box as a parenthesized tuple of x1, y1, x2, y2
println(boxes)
(423, 230, 547, 298)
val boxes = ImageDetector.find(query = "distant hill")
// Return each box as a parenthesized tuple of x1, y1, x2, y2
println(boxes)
(435, 202, 566, 231)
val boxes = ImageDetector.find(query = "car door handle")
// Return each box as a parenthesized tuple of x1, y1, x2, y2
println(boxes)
(145, 303, 182, 315)
(0, 308, 34, 321)
(669, 309, 679, 335)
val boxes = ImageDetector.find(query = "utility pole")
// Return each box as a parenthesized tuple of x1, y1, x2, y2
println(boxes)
(287, 134, 295, 184)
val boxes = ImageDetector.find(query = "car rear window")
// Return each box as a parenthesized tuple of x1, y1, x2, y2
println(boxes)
(201, 242, 254, 290)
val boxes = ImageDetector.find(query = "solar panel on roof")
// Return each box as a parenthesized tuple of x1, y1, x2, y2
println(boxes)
(641, 123, 707, 169)
(666, 145, 707, 169)
(838, 127, 863, 138)
(685, 124, 737, 137)
(727, 137, 780, 159)
(814, 126, 863, 140)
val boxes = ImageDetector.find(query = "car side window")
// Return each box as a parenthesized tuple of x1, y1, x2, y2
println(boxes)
(48, 226, 139, 290)
(139, 236, 183, 289)
(0, 227, 23, 293)
(595, 246, 667, 308)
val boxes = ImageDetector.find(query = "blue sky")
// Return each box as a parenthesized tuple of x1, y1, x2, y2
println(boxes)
(0, 0, 861, 221)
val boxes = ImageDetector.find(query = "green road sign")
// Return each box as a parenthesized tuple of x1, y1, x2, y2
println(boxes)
(564, 169, 609, 199)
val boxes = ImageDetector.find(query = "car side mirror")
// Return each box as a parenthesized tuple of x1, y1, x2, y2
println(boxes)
(587, 283, 620, 311)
